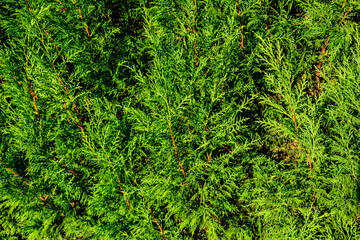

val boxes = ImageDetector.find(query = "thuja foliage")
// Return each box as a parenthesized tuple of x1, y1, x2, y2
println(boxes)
(0, 0, 360, 239)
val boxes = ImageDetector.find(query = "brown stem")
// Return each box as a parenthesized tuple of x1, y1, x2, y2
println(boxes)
(170, 126, 186, 177)
(339, 7, 352, 25)
(73, 103, 83, 122)
(118, 178, 131, 210)
(342, 0, 347, 8)
(187, 120, 193, 133)
(193, 0, 198, 67)
(315, 7, 350, 95)
(167, 105, 186, 177)
(24, 0, 31, 12)
(287, 95, 299, 134)
(306, 153, 312, 171)
(288, 98, 314, 171)
(315, 38, 329, 96)
(210, 214, 222, 224)
(1, 161, 65, 212)
(44, 28, 61, 51)
(61, 164, 78, 176)
(148, 204, 168, 239)
(99, 9, 108, 20)
(236, 0, 245, 56)
(223, 146, 232, 153)
(74, 0, 91, 38)
(311, 192, 316, 210)
(53, 62, 84, 132)
(290, 107, 299, 134)
(149, 207, 162, 234)
(40, 195, 48, 202)
(203, 153, 211, 171)
(29, 80, 40, 121)
(63, 100, 84, 132)
(353, 172, 358, 181)
(1, 161, 30, 186)
(260, 1, 271, 36)
(0, 59, 6, 67)
(221, 78, 225, 103)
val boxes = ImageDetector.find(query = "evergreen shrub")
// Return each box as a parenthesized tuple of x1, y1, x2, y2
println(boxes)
(0, 0, 360, 239)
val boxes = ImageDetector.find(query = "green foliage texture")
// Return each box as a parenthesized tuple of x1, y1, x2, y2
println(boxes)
(1, 0, 360, 239)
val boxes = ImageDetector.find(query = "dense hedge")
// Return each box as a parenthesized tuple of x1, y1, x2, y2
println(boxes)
(1, 0, 360, 239)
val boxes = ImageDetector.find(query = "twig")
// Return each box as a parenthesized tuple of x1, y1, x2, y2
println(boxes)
(315, 38, 329, 95)
(118, 177, 131, 210)
(306, 153, 312, 171)
(187, 120, 193, 133)
(203, 153, 211, 171)
(311, 192, 316, 210)
(315, 7, 351, 96)
(52, 62, 84, 132)
(287, 97, 314, 171)
(193, 0, 198, 67)
(339, 7, 352, 25)
(1, 161, 29, 186)
(62, 100, 84, 132)
(170, 126, 186, 177)
(290, 107, 299, 134)
(1, 154, 69, 217)
(28, 80, 40, 121)
(236, 0, 245, 56)
(25, 51, 40, 121)
(166, 99, 186, 177)
(288, 96, 299, 134)
(0, 59, 6, 67)
(99, 8, 108, 20)
(260, 0, 271, 36)
(40, 195, 48, 202)
(148, 204, 168, 239)
(24, 0, 31, 12)
(61, 164, 78, 176)
(342, 0, 347, 8)
(1, 161, 62, 210)
(353, 172, 358, 181)
(74, 0, 91, 38)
